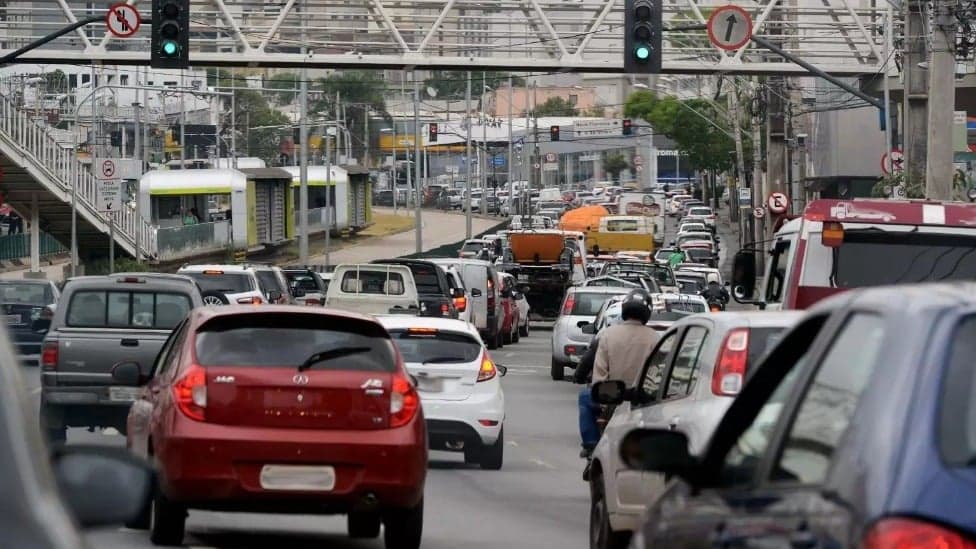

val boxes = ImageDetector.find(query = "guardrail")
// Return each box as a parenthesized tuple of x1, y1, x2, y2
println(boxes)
(156, 221, 231, 261)
(0, 231, 67, 261)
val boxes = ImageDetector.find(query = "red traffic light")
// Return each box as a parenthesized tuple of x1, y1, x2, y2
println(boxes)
(428, 123, 438, 142)
(550, 125, 560, 141)
(622, 119, 633, 135)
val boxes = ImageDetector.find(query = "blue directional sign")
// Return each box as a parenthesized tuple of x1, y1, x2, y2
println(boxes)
(493, 155, 506, 166)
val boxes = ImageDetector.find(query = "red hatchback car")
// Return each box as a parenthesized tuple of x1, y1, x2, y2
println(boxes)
(115, 306, 427, 548)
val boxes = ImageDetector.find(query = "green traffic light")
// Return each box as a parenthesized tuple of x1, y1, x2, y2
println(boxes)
(634, 45, 650, 60)
(162, 40, 179, 56)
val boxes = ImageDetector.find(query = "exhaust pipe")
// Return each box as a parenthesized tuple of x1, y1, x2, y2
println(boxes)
(445, 440, 465, 450)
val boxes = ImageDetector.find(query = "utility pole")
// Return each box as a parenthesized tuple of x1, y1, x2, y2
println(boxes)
(402, 75, 412, 217)
(507, 75, 514, 214)
(413, 76, 423, 254)
(728, 83, 745, 227)
(752, 77, 765, 270)
(883, 7, 894, 176)
(324, 101, 333, 267)
(298, 0, 309, 264)
(133, 100, 142, 260)
(465, 71, 473, 238)
(363, 107, 370, 167)
(180, 69, 186, 167)
(904, 0, 929, 189)
(482, 71, 488, 196)
(926, 0, 956, 199)
(531, 81, 539, 191)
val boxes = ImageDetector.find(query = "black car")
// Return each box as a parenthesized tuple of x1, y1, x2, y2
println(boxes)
(0, 279, 59, 365)
(607, 282, 976, 548)
(369, 259, 460, 318)
(282, 268, 329, 305)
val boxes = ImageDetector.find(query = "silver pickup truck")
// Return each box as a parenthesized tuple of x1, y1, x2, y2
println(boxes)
(39, 273, 203, 442)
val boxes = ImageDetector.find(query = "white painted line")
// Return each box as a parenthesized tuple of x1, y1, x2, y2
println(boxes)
(30, 387, 41, 395)
(530, 458, 557, 470)
(507, 440, 519, 447)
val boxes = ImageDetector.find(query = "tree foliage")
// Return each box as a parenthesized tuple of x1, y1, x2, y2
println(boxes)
(423, 71, 526, 99)
(581, 105, 606, 118)
(624, 90, 735, 172)
(535, 96, 578, 117)
(312, 71, 390, 166)
(604, 153, 629, 182)
(208, 69, 290, 163)
(266, 72, 301, 105)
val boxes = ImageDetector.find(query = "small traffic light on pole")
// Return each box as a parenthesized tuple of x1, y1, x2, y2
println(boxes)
(622, 119, 633, 135)
(624, 0, 662, 73)
(152, 0, 189, 69)
(428, 123, 438, 142)
(550, 125, 560, 141)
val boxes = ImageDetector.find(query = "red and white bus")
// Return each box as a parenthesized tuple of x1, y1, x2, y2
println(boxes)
(733, 199, 976, 310)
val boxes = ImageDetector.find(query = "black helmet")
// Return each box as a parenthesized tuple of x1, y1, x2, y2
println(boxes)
(620, 289, 652, 324)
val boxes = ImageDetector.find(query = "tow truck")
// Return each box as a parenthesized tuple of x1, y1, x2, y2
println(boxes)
(732, 198, 976, 310)
(502, 229, 586, 320)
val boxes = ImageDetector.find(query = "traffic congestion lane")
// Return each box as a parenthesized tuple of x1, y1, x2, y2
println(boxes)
(25, 327, 588, 549)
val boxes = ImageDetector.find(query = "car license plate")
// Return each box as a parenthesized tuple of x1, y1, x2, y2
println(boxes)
(517, 274, 529, 281)
(259, 465, 336, 491)
(417, 377, 444, 393)
(5, 314, 22, 325)
(108, 386, 141, 402)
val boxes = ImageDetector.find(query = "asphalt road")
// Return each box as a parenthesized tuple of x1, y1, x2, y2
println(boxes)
(24, 329, 589, 549)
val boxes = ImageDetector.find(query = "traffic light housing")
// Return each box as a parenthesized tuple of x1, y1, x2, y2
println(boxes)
(624, 0, 662, 73)
(428, 123, 438, 142)
(152, 0, 189, 69)
(550, 125, 560, 142)
(622, 119, 633, 135)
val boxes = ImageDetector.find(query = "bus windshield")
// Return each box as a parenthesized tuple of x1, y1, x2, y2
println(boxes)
(800, 228, 976, 288)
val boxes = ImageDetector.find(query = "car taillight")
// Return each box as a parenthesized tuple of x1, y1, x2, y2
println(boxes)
(41, 342, 58, 370)
(562, 295, 575, 315)
(390, 374, 420, 427)
(173, 365, 207, 421)
(454, 296, 467, 312)
(864, 518, 976, 549)
(305, 298, 321, 306)
(237, 296, 263, 305)
(441, 302, 450, 316)
(478, 352, 497, 382)
(712, 328, 749, 396)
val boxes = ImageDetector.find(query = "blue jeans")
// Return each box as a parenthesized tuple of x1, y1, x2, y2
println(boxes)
(578, 387, 600, 449)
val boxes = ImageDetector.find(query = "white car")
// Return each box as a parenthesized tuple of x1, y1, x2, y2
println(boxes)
(378, 316, 507, 470)
(514, 288, 530, 337)
(685, 206, 717, 228)
(677, 221, 708, 235)
(178, 264, 288, 305)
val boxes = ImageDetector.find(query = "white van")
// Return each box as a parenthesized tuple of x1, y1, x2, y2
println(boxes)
(538, 188, 562, 202)
(325, 264, 420, 315)
(429, 258, 506, 349)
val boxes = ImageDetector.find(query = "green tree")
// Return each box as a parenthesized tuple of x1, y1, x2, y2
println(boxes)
(535, 97, 578, 117)
(624, 90, 735, 173)
(424, 71, 526, 99)
(266, 71, 301, 105)
(208, 69, 290, 163)
(312, 71, 390, 166)
(604, 153, 629, 182)
(581, 104, 606, 117)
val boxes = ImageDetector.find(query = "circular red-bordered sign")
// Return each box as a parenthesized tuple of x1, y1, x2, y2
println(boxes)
(106, 3, 141, 39)
(706, 5, 753, 51)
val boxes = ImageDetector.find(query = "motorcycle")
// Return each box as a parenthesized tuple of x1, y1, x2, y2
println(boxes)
(707, 298, 725, 312)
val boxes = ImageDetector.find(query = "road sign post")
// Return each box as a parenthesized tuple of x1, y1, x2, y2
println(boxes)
(96, 158, 122, 213)
(706, 5, 753, 51)
(881, 149, 905, 175)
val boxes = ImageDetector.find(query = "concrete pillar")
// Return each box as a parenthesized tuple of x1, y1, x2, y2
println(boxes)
(29, 193, 39, 273)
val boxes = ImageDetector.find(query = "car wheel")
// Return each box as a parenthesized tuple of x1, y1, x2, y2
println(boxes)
(503, 327, 512, 345)
(550, 358, 564, 381)
(149, 484, 186, 546)
(125, 487, 152, 530)
(479, 428, 504, 470)
(383, 499, 424, 549)
(519, 321, 529, 337)
(348, 511, 381, 538)
(590, 474, 631, 549)
(496, 330, 504, 349)
(201, 291, 229, 306)
(512, 326, 520, 343)
(487, 330, 499, 350)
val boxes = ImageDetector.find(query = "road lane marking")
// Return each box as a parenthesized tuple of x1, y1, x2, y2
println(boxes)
(30, 387, 41, 395)
(530, 458, 557, 470)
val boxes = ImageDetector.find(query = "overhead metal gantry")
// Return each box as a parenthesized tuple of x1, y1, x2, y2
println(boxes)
(0, 0, 886, 75)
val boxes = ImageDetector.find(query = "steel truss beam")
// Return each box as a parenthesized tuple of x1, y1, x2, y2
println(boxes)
(0, 0, 886, 76)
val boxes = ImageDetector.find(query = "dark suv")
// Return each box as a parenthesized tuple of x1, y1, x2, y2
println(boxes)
(38, 273, 204, 442)
(370, 259, 459, 318)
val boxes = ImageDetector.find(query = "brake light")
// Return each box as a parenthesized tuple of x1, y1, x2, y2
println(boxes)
(454, 296, 467, 312)
(441, 302, 450, 316)
(173, 365, 207, 421)
(390, 374, 420, 427)
(864, 518, 976, 549)
(478, 352, 497, 382)
(562, 294, 575, 315)
(712, 328, 749, 396)
(237, 296, 263, 305)
(117, 277, 145, 283)
(41, 342, 58, 370)
(822, 221, 844, 247)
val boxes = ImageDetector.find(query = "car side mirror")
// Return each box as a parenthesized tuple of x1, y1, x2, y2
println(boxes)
(267, 290, 283, 302)
(51, 445, 154, 528)
(110, 361, 145, 386)
(592, 380, 629, 405)
(471, 288, 483, 297)
(619, 428, 697, 476)
(497, 364, 508, 376)
(577, 320, 590, 328)
(581, 323, 596, 335)
(291, 288, 306, 298)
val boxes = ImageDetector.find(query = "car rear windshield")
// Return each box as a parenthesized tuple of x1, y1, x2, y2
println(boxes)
(940, 315, 976, 467)
(387, 329, 482, 363)
(195, 313, 395, 371)
(340, 270, 406, 295)
(461, 242, 484, 253)
(405, 265, 444, 295)
(0, 282, 52, 304)
(255, 271, 283, 293)
(689, 208, 712, 215)
(687, 249, 714, 262)
(184, 272, 254, 294)
(571, 292, 622, 315)
(66, 291, 191, 329)
(664, 300, 706, 313)
(748, 327, 787, 366)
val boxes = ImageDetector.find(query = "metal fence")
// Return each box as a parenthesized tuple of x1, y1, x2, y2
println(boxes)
(0, 232, 67, 261)
(156, 221, 231, 261)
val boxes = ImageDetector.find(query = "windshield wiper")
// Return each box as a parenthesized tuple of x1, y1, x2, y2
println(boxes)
(297, 347, 371, 371)
(421, 356, 469, 364)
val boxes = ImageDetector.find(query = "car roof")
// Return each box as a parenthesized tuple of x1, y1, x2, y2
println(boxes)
(811, 281, 976, 316)
(691, 310, 806, 329)
(190, 304, 380, 324)
(179, 264, 258, 273)
(376, 315, 480, 336)
(64, 274, 199, 292)
(570, 286, 634, 294)
(428, 257, 493, 267)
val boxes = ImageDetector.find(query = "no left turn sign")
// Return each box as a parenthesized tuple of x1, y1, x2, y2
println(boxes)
(106, 3, 141, 39)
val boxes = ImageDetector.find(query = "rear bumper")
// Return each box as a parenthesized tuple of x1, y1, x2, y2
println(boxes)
(153, 414, 427, 511)
(41, 387, 133, 428)
(421, 390, 504, 448)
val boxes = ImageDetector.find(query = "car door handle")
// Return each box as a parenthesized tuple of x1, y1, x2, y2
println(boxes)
(121, 339, 139, 347)
(669, 416, 680, 430)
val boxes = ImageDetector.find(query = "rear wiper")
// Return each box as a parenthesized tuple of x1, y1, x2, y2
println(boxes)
(297, 347, 371, 371)
(422, 356, 468, 364)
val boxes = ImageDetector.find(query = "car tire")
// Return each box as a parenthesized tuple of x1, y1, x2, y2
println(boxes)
(550, 358, 564, 381)
(512, 326, 520, 343)
(201, 291, 229, 306)
(487, 330, 499, 350)
(479, 428, 504, 470)
(590, 474, 631, 549)
(126, 489, 152, 530)
(149, 485, 186, 546)
(519, 322, 529, 337)
(348, 511, 381, 538)
(383, 499, 424, 549)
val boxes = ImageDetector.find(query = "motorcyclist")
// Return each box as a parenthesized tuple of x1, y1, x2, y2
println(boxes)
(700, 273, 730, 307)
(577, 289, 660, 458)
(668, 249, 685, 268)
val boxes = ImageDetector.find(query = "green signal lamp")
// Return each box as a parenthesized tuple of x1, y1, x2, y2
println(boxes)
(161, 40, 179, 56)
(634, 45, 651, 61)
